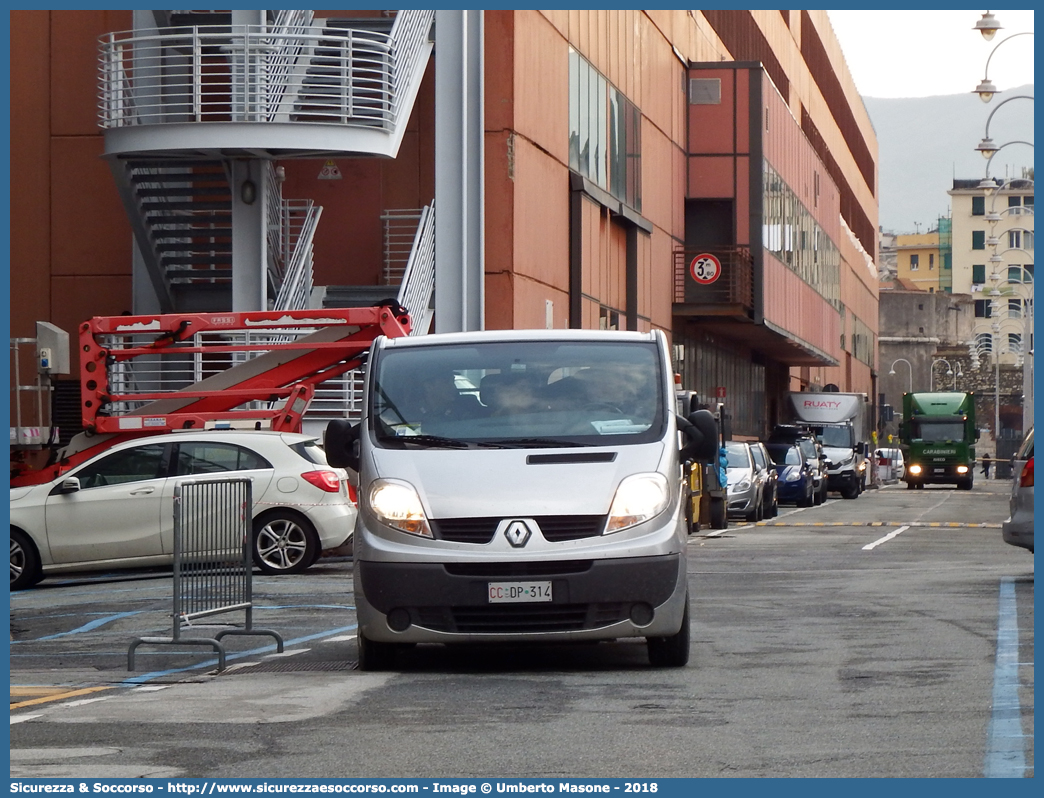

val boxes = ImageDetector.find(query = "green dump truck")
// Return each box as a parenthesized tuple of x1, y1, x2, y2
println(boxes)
(899, 392, 978, 490)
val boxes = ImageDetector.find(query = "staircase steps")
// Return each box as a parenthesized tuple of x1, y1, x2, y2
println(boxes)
(323, 285, 401, 308)
(290, 17, 395, 126)
(123, 159, 234, 290)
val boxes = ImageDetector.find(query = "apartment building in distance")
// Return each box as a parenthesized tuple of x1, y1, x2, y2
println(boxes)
(10, 10, 880, 440)
(948, 177, 1034, 366)
(894, 231, 943, 292)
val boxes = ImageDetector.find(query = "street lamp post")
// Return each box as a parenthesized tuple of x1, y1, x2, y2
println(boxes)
(888, 358, 913, 393)
(930, 358, 954, 392)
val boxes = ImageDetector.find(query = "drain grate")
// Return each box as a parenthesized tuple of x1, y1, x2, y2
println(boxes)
(224, 660, 358, 675)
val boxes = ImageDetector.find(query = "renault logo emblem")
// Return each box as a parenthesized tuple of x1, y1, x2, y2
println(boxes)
(504, 520, 532, 548)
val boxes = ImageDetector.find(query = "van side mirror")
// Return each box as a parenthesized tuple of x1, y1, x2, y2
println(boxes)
(325, 420, 361, 472)
(678, 409, 718, 464)
(855, 441, 866, 455)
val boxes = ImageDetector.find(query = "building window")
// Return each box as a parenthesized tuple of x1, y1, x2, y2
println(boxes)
(929, 253, 935, 270)
(1009, 230, 1023, 250)
(569, 49, 641, 212)
(1008, 265, 1027, 283)
(975, 332, 993, 353)
(1008, 298, 1023, 319)
(909, 254, 919, 270)
(1008, 333, 1022, 355)
(609, 88, 641, 211)
(972, 230, 985, 250)
(972, 264, 986, 284)
(761, 161, 840, 309)
(1008, 196, 1022, 208)
(972, 196, 985, 215)
(974, 299, 992, 318)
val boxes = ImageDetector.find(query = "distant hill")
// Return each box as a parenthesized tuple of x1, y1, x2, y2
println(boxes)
(862, 84, 1034, 234)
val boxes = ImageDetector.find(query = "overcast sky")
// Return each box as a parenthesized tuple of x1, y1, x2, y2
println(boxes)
(827, 10, 1035, 99)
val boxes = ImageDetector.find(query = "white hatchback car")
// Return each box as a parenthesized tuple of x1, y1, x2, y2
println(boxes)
(10, 431, 355, 589)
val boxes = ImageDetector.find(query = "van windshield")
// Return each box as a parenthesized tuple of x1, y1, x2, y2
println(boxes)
(371, 340, 665, 448)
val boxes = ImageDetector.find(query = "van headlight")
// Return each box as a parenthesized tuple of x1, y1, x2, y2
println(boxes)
(733, 478, 752, 492)
(957, 465, 969, 474)
(908, 464, 923, 475)
(368, 479, 432, 538)
(605, 473, 670, 534)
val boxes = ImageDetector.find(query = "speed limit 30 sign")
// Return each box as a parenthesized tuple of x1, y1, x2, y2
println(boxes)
(689, 253, 722, 285)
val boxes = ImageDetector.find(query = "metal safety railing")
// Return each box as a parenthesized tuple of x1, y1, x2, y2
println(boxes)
(128, 478, 283, 671)
(98, 11, 434, 132)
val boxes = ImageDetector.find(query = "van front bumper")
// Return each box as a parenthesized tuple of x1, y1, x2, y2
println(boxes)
(355, 553, 686, 643)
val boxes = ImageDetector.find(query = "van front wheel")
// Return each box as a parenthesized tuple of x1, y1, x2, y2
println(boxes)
(357, 631, 398, 671)
(647, 595, 690, 667)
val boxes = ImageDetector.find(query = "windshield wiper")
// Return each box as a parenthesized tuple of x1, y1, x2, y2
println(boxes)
(384, 434, 472, 449)
(383, 434, 519, 450)
(482, 437, 586, 449)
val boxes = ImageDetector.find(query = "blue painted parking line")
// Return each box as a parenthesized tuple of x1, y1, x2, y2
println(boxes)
(118, 623, 360, 686)
(984, 576, 1028, 778)
(13, 611, 144, 642)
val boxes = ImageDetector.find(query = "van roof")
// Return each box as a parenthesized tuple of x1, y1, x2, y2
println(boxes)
(380, 328, 660, 348)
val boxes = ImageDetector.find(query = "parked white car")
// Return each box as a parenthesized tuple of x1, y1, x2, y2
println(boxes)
(875, 447, 905, 483)
(10, 431, 355, 589)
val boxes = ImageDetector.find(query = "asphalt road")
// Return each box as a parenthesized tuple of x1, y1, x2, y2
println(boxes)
(9, 478, 1034, 778)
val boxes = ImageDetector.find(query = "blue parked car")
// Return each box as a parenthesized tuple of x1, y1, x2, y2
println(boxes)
(766, 442, 815, 506)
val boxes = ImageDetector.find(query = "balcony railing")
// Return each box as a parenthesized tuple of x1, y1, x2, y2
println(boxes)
(98, 11, 434, 133)
(673, 247, 754, 312)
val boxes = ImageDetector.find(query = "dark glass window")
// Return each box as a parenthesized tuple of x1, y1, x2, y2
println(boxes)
(972, 196, 985, 215)
(972, 230, 985, 250)
(570, 49, 640, 211)
(174, 442, 270, 475)
(974, 299, 992, 318)
(972, 264, 986, 284)
(76, 444, 168, 489)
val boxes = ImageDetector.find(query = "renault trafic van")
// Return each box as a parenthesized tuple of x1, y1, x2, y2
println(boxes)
(325, 329, 717, 669)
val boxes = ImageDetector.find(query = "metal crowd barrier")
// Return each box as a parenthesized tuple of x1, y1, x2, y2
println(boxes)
(128, 477, 284, 671)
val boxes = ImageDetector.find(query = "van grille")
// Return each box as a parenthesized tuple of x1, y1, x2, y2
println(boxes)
(432, 515, 606, 544)
(414, 602, 630, 633)
(430, 518, 499, 543)
(536, 515, 605, 541)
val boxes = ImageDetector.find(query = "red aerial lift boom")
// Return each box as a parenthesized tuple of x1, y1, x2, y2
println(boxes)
(11, 303, 411, 487)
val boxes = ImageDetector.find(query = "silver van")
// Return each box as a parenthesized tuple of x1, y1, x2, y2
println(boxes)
(326, 329, 718, 670)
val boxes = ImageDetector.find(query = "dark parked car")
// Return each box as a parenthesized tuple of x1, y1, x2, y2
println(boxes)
(769, 425, 828, 504)
(749, 441, 779, 518)
(766, 442, 815, 506)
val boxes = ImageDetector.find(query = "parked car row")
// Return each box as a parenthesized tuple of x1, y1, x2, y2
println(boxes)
(725, 425, 849, 521)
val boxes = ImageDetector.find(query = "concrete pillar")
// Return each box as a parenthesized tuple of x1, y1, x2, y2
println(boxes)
(230, 159, 268, 312)
(434, 10, 484, 332)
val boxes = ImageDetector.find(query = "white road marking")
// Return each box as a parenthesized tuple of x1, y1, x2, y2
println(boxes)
(863, 526, 910, 551)
(323, 634, 357, 643)
(58, 697, 110, 708)
(263, 648, 306, 659)
(10, 715, 43, 725)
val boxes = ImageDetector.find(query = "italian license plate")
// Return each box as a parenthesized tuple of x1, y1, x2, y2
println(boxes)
(933, 468, 946, 474)
(488, 581, 553, 603)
